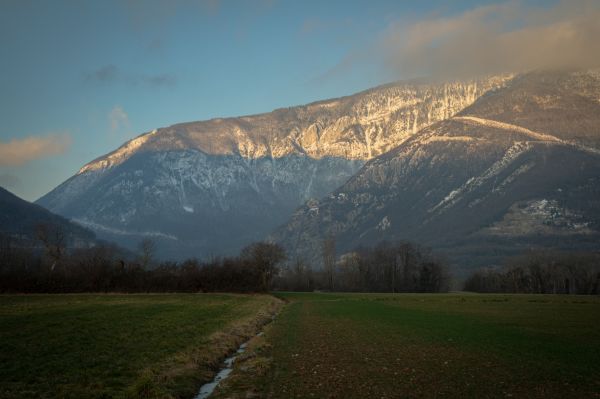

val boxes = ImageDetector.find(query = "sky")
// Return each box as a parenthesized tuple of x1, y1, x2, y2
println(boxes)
(1, 0, 598, 201)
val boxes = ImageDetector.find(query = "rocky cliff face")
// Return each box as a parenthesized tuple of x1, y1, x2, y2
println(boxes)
(272, 70, 600, 274)
(37, 76, 510, 258)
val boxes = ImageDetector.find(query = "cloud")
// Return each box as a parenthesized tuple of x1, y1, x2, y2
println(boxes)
(381, 0, 600, 79)
(85, 64, 119, 83)
(0, 133, 72, 166)
(142, 73, 177, 87)
(109, 106, 130, 134)
(0, 173, 21, 189)
(308, 49, 374, 87)
(85, 65, 176, 87)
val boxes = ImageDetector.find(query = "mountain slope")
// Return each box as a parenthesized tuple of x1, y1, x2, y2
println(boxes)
(37, 76, 510, 259)
(0, 186, 95, 247)
(272, 70, 600, 274)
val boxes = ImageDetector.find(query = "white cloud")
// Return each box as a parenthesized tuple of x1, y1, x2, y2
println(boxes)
(381, 0, 600, 79)
(0, 133, 72, 166)
(109, 105, 131, 134)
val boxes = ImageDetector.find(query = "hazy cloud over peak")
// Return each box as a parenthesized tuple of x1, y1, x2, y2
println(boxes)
(381, 0, 600, 79)
(0, 173, 21, 190)
(0, 133, 72, 167)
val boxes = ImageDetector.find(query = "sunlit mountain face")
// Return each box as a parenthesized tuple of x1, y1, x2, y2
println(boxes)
(37, 75, 511, 260)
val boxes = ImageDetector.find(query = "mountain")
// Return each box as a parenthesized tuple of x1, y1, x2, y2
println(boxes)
(36, 76, 511, 259)
(272, 70, 600, 276)
(0, 186, 95, 247)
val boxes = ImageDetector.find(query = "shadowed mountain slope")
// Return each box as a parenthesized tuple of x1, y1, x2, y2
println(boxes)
(272, 70, 600, 274)
(0, 187, 95, 247)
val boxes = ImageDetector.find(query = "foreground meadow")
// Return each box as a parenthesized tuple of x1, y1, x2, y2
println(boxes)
(0, 293, 281, 399)
(215, 292, 600, 398)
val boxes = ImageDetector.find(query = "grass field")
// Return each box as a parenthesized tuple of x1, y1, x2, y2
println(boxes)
(214, 292, 600, 398)
(0, 293, 281, 399)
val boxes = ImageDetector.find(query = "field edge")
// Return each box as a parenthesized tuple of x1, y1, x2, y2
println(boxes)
(126, 294, 284, 399)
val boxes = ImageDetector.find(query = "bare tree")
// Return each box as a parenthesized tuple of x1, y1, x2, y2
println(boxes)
(397, 241, 417, 292)
(465, 250, 600, 294)
(138, 238, 156, 269)
(36, 223, 66, 270)
(292, 257, 307, 291)
(241, 242, 286, 291)
(322, 235, 336, 291)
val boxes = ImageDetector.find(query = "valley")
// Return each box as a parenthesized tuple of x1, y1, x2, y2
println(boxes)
(2, 292, 598, 399)
(2, 3, 599, 399)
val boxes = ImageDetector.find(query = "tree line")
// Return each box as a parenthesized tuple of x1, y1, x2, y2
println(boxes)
(6, 223, 599, 295)
(464, 250, 600, 294)
(0, 224, 285, 293)
(276, 239, 451, 293)
(1, 223, 452, 293)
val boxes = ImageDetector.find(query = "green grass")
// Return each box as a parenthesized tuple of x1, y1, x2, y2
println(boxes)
(0, 293, 278, 399)
(215, 292, 600, 398)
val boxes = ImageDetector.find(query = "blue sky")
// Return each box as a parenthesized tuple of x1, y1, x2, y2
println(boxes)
(0, 0, 589, 201)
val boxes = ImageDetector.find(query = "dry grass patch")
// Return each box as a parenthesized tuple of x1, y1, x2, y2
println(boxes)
(127, 295, 283, 399)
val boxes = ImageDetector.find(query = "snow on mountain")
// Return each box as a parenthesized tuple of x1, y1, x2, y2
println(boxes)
(272, 70, 600, 274)
(37, 76, 511, 259)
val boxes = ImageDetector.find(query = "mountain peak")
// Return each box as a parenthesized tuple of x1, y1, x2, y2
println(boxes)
(78, 129, 159, 175)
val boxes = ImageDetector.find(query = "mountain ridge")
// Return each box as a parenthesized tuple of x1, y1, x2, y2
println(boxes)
(37, 75, 511, 259)
(271, 69, 600, 274)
